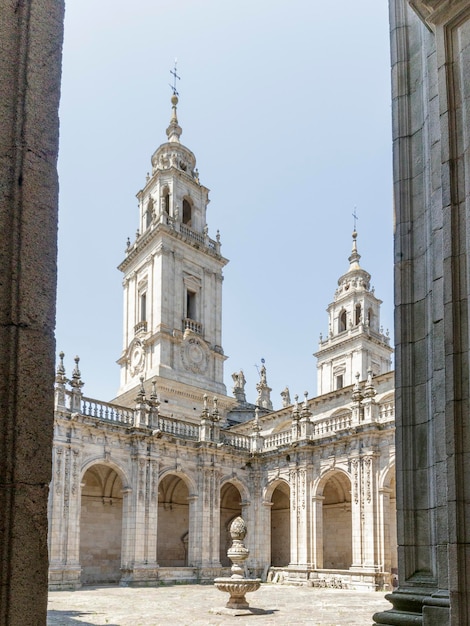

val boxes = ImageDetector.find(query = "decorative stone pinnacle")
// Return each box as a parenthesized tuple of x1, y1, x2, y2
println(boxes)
(348, 229, 361, 270)
(55, 351, 67, 385)
(352, 372, 363, 404)
(70, 356, 84, 390)
(166, 93, 182, 143)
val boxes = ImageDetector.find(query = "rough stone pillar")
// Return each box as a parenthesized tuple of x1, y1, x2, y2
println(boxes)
(0, 1, 64, 624)
(374, 1, 470, 624)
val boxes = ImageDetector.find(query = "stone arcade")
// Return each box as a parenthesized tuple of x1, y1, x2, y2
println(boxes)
(47, 94, 397, 593)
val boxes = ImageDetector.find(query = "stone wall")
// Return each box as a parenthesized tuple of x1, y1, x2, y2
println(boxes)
(0, 1, 64, 624)
(374, 1, 470, 624)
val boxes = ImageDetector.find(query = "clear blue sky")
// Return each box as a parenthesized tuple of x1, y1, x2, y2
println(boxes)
(56, 0, 393, 408)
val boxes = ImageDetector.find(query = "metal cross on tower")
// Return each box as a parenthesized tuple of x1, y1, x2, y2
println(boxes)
(352, 208, 359, 230)
(169, 59, 180, 96)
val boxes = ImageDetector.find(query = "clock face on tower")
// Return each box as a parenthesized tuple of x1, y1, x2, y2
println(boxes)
(129, 340, 145, 377)
(181, 334, 209, 374)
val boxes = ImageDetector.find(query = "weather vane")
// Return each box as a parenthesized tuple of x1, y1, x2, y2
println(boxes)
(169, 58, 180, 96)
(352, 207, 359, 231)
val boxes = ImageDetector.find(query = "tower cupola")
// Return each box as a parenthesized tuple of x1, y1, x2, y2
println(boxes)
(314, 230, 393, 395)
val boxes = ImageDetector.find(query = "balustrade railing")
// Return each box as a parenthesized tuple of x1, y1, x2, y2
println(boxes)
(81, 397, 134, 425)
(378, 402, 394, 422)
(221, 432, 251, 450)
(159, 416, 199, 440)
(183, 318, 202, 334)
(264, 430, 292, 450)
(312, 412, 352, 436)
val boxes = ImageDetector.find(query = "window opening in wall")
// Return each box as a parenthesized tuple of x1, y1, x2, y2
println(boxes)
(145, 198, 154, 229)
(186, 290, 196, 320)
(355, 304, 361, 325)
(140, 293, 147, 322)
(368, 308, 373, 327)
(336, 374, 344, 390)
(339, 310, 347, 332)
(182, 199, 192, 226)
(163, 188, 170, 214)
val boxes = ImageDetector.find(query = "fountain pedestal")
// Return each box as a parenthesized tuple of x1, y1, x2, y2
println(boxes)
(213, 516, 261, 613)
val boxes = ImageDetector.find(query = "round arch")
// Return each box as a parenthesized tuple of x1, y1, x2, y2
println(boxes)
(79, 462, 125, 584)
(219, 481, 244, 566)
(220, 475, 250, 503)
(80, 456, 130, 489)
(157, 471, 195, 567)
(315, 468, 352, 570)
(267, 479, 291, 567)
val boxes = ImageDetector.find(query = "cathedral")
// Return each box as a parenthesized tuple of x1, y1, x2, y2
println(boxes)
(48, 92, 396, 593)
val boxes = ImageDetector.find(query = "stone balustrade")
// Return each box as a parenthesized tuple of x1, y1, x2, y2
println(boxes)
(264, 431, 292, 450)
(378, 402, 394, 423)
(221, 432, 251, 450)
(159, 416, 199, 440)
(183, 317, 202, 334)
(81, 396, 134, 425)
(312, 411, 351, 436)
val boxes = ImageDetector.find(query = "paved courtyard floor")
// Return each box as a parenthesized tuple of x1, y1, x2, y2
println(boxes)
(47, 584, 390, 625)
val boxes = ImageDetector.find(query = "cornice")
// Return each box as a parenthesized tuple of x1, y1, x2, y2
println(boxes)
(409, 0, 470, 27)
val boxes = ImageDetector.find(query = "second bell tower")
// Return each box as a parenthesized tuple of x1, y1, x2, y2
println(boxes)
(116, 93, 228, 403)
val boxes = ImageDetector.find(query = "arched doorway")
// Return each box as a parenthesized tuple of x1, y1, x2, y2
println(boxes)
(219, 482, 242, 566)
(270, 481, 290, 566)
(80, 464, 123, 584)
(157, 474, 190, 566)
(322, 472, 352, 569)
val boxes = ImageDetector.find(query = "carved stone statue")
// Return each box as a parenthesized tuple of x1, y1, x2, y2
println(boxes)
(280, 386, 291, 407)
(232, 370, 247, 404)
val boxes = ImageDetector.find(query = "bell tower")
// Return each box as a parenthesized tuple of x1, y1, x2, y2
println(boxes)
(314, 230, 393, 395)
(116, 93, 228, 405)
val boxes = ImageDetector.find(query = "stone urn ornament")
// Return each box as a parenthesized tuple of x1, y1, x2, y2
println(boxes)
(213, 516, 261, 613)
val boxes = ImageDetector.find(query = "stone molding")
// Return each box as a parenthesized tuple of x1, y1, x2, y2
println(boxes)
(409, 0, 470, 26)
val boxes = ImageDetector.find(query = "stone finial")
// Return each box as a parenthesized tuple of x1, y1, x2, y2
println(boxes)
(212, 396, 220, 422)
(148, 378, 160, 428)
(363, 367, 377, 399)
(135, 376, 146, 404)
(70, 356, 84, 390)
(166, 93, 182, 143)
(292, 394, 300, 420)
(352, 372, 363, 404)
(55, 351, 67, 385)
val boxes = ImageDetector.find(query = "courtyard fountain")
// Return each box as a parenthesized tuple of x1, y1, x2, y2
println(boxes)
(213, 516, 261, 614)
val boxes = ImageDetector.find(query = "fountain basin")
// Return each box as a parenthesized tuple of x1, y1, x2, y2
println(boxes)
(214, 577, 261, 609)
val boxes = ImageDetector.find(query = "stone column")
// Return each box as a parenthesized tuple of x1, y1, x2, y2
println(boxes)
(121, 454, 159, 584)
(0, 2, 64, 620)
(48, 444, 82, 589)
(375, 1, 470, 623)
(350, 454, 363, 569)
(311, 495, 324, 569)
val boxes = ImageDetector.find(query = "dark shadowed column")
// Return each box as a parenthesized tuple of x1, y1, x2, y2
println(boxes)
(0, 1, 64, 624)
(374, 1, 470, 624)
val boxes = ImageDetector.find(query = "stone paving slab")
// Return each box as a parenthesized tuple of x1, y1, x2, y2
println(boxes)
(47, 584, 390, 625)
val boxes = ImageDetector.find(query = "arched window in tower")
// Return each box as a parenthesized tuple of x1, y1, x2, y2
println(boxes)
(367, 308, 373, 328)
(162, 187, 170, 214)
(145, 197, 154, 229)
(182, 199, 192, 226)
(355, 304, 362, 325)
(339, 310, 347, 333)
